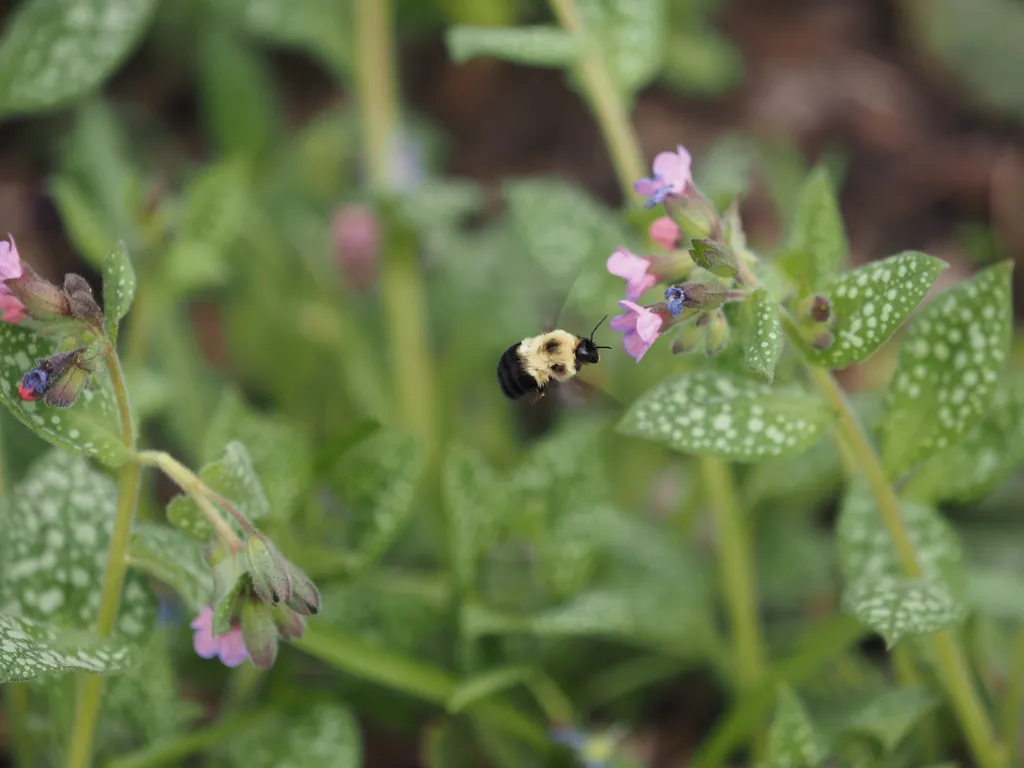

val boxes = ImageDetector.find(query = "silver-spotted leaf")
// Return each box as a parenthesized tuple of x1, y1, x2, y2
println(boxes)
(761, 685, 827, 768)
(166, 441, 270, 541)
(843, 687, 939, 752)
(843, 576, 965, 648)
(102, 239, 136, 338)
(742, 288, 783, 381)
(447, 25, 577, 67)
(880, 261, 1013, 478)
(576, 0, 666, 99)
(0, 0, 158, 116)
(907, 374, 1024, 504)
(331, 429, 427, 573)
(0, 324, 129, 466)
(444, 444, 502, 591)
(776, 166, 847, 290)
(127, 523, 212, 612)
(0, 449, 155, 638)
(802, 252, 946, 369)
(0, 614, 135, 682)
(223, 701, 362, 768)
(618, 370, 834, 461)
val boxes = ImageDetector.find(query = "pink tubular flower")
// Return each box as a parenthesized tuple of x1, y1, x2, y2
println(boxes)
(634, 145, 692, 208)
(606, 247, 657, 301)
(331, 204, 380, 292)
(191, 606, 249, 668)
(609, 300, 666, 362)
(0, 234, 26, 323)
(649, 217, 681, 250)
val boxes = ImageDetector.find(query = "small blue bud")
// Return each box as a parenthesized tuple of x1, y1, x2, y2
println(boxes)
(667, 298, 685, 317)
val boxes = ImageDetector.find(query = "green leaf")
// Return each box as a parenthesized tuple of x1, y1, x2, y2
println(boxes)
(447, 666, 535, 714)
(842, 687, 939, 752)
(331, 430, 427, 572)
(0, 324, 129, 466)
(777, 166, 847, 290)
(742, 288, 783, 382)
(761, 685, 827, 768)
(0, 614, 134, 682)
(102, 240, 136, 340)
(907, 374, 1024, 504)
(166, 441, 270, 541)
(0, 0, 158, 116)
(201, 388, 313, 516)
(618, 370, 835, 461)
(49, 175, 122, 272)
(576, 0, 666, 98)
(127, 523, 212, 613)
(0, 449, 155, 638)
(447, 25, 577, 67)
(223, 701, 362, 768)
(444, 443, 501, 591)
(880, 261, 1013, 478)
(842, 576, 964, 648)
(800, 252, 947, 369)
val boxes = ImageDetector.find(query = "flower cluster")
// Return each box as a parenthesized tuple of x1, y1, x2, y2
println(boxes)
(605, 145, 754, 361)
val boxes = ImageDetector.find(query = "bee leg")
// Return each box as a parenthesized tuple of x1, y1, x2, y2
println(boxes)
(525, 390, 546, 405)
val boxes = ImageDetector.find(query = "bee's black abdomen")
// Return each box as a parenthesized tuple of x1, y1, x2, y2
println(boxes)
(497, 344, 540, 400)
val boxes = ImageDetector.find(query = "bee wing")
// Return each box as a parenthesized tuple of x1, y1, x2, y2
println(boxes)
(547, 377, 623, 413)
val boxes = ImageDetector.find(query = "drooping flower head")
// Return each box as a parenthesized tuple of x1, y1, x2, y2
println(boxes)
(634, 145, 692, 208)
(609, 300, 669, 362)
(191, 605, 249, 668)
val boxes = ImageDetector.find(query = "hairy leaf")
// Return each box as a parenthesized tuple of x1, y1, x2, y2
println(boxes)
(447, 25, 577, 67)
(843, 576, 965, 648)
(576, 0, 666, 99)
(761, 685, 827, 768)
(102, 240, 136, 340)
(742, 288, 783, 382)
(776, 166, 847, 290)
(127, 523, 212, 612)
(0, 613, 134, 682)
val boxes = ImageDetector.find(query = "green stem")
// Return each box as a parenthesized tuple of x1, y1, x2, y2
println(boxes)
(4, 683, 34, 768)
(355, 0, 397, 193)
(547, 0, 645, 199)
(701, 456, 767, 757)
(103, 710, 275, 768)
(1000, 625, 1024, 753)
(65, 347, 140, 768)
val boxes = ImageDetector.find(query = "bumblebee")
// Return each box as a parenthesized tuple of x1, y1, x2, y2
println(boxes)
(497, 316, 611, 402)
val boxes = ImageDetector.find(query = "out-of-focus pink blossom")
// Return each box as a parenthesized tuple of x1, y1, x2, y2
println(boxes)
(648, 217, 681, 250)
(634, 146, 692, 208)
(191, 606, 248, 668)
(0, 234, 26, 323)
(609, 300, 667, 362)
(606, 248, 657, 301)
(331, 204, 380, 291)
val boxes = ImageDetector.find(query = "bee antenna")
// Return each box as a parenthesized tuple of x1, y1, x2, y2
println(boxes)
(595, 345, 613, 350)
(589, 314, 609, 343)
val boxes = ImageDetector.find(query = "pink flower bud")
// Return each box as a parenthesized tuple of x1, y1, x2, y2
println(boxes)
(648, 217, 681, 251)
(332, 204, 380, 292)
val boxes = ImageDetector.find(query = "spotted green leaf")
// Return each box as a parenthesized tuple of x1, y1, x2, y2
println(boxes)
(0, 449, 155, 639)
(906, 374, 1024, 504)
(880, 261, 1013, 478)
(742, 288, 783, 381)
(801, 252, 947, 369)
(0, 613, 135, 682)
(201, 388, 313, 516)
(576, 0, 666, 99)
(0, 0, 158, 116)
(447, 25, 577, 67)
(102, 239, 135, 341)
(842, 687, 939, 752)
(0, 324, 129, 466)
(331, 429, 427, 573)
(618, 370, 835, 461)
(761, 685, 827, 768)
(223, 701, 362, 768)
(843, 576, 964, 648)
(166, 441, 270, 541)
(127, 523, 212, 612)
(444, 443, 502, 592)
(776, 166, 847, 290)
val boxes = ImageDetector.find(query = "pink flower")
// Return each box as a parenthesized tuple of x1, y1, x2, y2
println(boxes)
(331, 204, 380, 291)
(0, 294, 26, 324)
(606, 247, 657, 300)
(609, 300, 665, 362)
(191, 606, 248, 668)
(634, 146, 692, 208)
(0, 234, 26, 323)
(649, 217, 681, 250)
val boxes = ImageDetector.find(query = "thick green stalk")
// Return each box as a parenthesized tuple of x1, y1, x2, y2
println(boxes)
(1000, 625, 1024, 752)
(4, 683, 34, 768)
(355, 0, 397, 194)
(65, 346, 140, 768)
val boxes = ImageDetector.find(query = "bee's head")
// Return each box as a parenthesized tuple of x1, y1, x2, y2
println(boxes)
(577, 315, 612, 365)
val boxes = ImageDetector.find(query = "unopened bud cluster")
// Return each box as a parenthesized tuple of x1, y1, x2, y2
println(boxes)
(791, 292, 835, 351)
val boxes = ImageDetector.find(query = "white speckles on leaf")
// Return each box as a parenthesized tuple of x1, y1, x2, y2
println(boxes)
(0, 450, 155, 639)
(880, 261, 1013, 478)
(0, 324, 128, 466)
(166, 441, 270, 541)
(444, 444, 502, 592)
(0, 0, 158, 116)
(843, 576, 965, 648)
(742, 288, 783, 381)
(617, 370, 835, 462)
(0, 613, 135, 682)
(803, 252, 946, 369)
(102, 239, 136, 333)
(760, 685, 827, 768)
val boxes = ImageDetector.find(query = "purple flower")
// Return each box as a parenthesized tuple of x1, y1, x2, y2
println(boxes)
(634, 145, 692, 208)
(191, 606, 249, 668)
(609, 300, 669, 362)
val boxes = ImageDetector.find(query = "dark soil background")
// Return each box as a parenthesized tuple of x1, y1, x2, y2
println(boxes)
(0, 0, 1021, 765)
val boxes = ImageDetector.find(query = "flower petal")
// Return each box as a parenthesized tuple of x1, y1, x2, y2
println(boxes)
(651, 146, 692, 193)
(190, 606, 214, 631)
(626, 273, 658, 301)
(0, 234, 23, 283)
(635, 310, 663, 343)
(606, 248, 650, 282)
(633, 178, 657, 197)
(218, 629, 249, 667)
(0, 294, 26, 324)
(622, 330, 651, 362)
(648, 217, 681, 251)
(608, 312, 635, 332)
